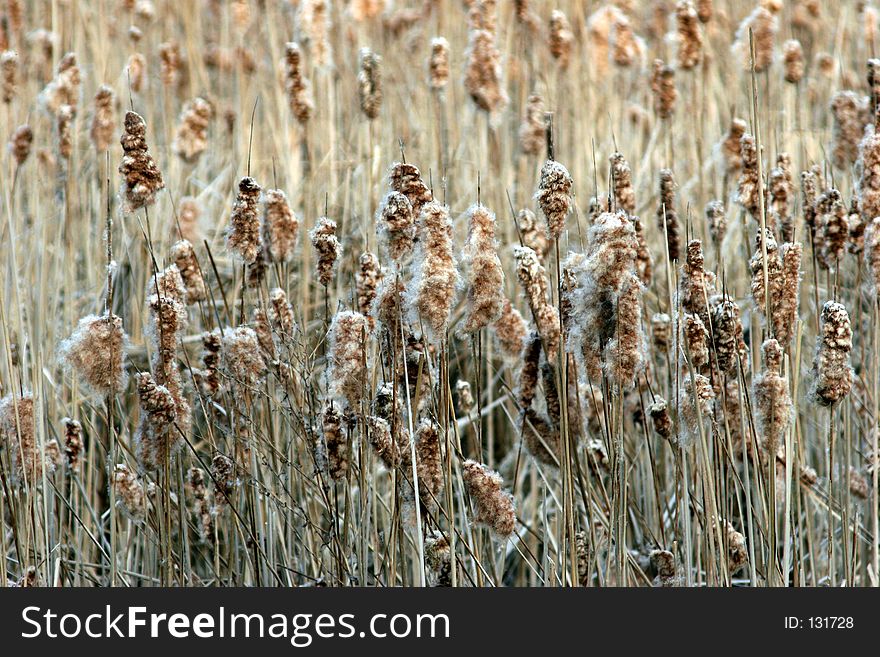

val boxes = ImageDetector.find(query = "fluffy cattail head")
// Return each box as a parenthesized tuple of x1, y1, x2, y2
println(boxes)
(90, 85, 116, 153)
(675, 1, 703, 70)
(310, 216, 340, 287)
(226, 176, 262, 264)
(321, 403, 349, 480)
(732, 3, 779, 73)
(119, 111, 165, 211)
(62, 418, 83, 471)
(651, 59, 676, 119)
(515, 245, 560, 362)
(284, 42, 314, 124)
(222, 325, 267, 389)
(812, 300, 854, 406)
(464, 3, 508, 118)
(549, 10, 574, 69)
(0, 393, 42, 486)
(59, 313, 129, 396)
(357, 47, 382, 120)
(428, 37, 450, 90)
(610, 152, 636, 215)
(678, 373, 715, 445)
(656, 169, 681, 261)
(377, 191, 415, 265)
(754, 338, 792, 457)
(519, 94, 546, 156)
(461, 459, 516, 538)
(783, 39, 805, 83)
(460, 204, 505, 334)
(357, 252, 383, 322)
(262, 188, 299, 263)
(172, 96, 212, 163)
(328, 311, 370, 408)
(8, 124, 33, 167)
(492, 297, 527, 360)
(536, 159, 573, 239)
(830, 91, 868, 170)
(389, 162, 432, 220)
(112, 463, 146, 520)
(1, 50, 17, 104)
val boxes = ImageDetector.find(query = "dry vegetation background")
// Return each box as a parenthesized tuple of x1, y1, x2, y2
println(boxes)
(1, 0, 879, 588)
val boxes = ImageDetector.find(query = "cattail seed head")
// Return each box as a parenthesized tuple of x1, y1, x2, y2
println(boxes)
(176, 196, 202, 244)
(428, 37, 450, 90)
(492, 297, 527, 360)
(610, 152, 636, 215)
(830, 91, 869, 170)
(262, 188, 299, 263)
(715, 117, 748, 180)
(90, 85, 116, 153)
(536, 159, 573, 240)
(59, 313, 128, 396)
(735, 133, 762, 221)
(328, 311, 370, 408)
(196, 330, 222, 397)
(678, 372, 714, 445)
(683, 313, 710, 369)
(856, 121, 880, 226)
(657, 168, 681, 261)
(769, 153, 795, 242)
(377, 191, 415, 265)
(172, 96, 212, 163)
(783, 39, 805, 83)
(187, 466, 213, 543)
(519, 94, 546, 156)
(754, 338, 792, 458)
(705, 200, 726, 250)
(675, 1, 703, 70)
(651, 59, 676, 119)
(652, 312, 672, 351)
(134, 372, 179, 471)
(604, 272, 646, 388)
(515, 245, 560, 362)
(407, 201, 459, 344)
(170, 240, 207, 304)
(322, 403, 349, 480)
(1, 50, 17, 103)
(425, 531, 452, 586)
(818, 188, 848, 267)
(460, 204, 505, 334)
(732, 4, 779, 73)
(711, 296, 747, 376)
(865, 217, 880, 295)
(126, 53, 147, 93)
(389, 162, 433, 220)
(284, 42, 314, 124)
(811, 300, 854, 406)
(39, 51, 80, 115)
(649, 398, 673, 441)
(310, 216, 341, 288)
(464, 4, 508, 118)
(61, 418, 83, 471)
(357, 252, 383, 322)
(549, 10, 574, 69)
(461, 459, 516, 538)
(357, 47, 382, 120)
(518, 208, 549, 260)
(226, 176, 262, 264)
(0, 393, 42, 486)
(112, 463, 146, 520)
(415, 418, 443, 504)
(366, 415, 404, 469)
(119, 111, 165, 211)
(8, 124, 32, 167)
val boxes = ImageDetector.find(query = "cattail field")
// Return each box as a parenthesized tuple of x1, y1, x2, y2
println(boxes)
(1, 0, 879, 589)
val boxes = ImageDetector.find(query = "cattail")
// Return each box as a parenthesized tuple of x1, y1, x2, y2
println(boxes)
(1, 50, 17, 103)
(415, 418, 442, 504)
(517, 332, 541, 410)
(0, 393, 42, 486)
(322, 403, 349, 480)
(327, 311, 370, 409)
(389, 162, 433, 220)
(90, 85, 116, 153)
(603, 271, 645, 388)
(650, 59, 676, 119)
(219, 325, 266, 399)
(357, 47, 382, 120)
(848, 198, 866, 254)
(782, 39, 805, 83)
(549, 10, 573, 69)
(705, 200, 726, 251)
(817, 188, 848, 267)
(126, 53, 147, 93)
(172, 97, 212, 163)
(262, 189, 299, 263)
(866, 218, 880, 294)
(309, 215, 340, 288)
(464, 4, 508, 118)
(678, 372, 714, 444)
(211, 453, 238, 509)
(735, 133, 762, 221)
(683, 313, 710, 369)
(519, 94, 545, 156)
(8, 124, 32, 167)
(297, 0, 332, 68)
(460, 204, 504, 334)
(679, 240, 715, 324)
(714, 118, 747, 180)
(196, 330, 222, 397)
(725, 521, 748, 575)
(773, 241, 802, 346)
(633, 218, 653, 286)
(521, 407, 560, 466)
(283, 42, 314, 125)
(610, 14, 645, 69)
(111, 463, 146, 520)
(187, 467, 213, 542)
(61, 418, 83, 471)
(252, 307, 275, 359)
(455, 379, 475, 417)
(58, 313, 128, 396)
(801, 169, 822, 252)
(492, 297, 527, 360)
(536, 160, 573, 240)
(610, 152, 636, 215)
(675, 1, 703, 70)
(134, 371, 179, 471)
(848, 467, 870, 500)
(366, 415, 403, 469)
(649, 398, 673, 441)
(856, 120, 880, 227)
(56, 104, 74, 160)
(169, 240, 206, 304)
(428, 37, 450, 90)
(269, 288, 296, 340)
(651, 549, 679, 587)
(754, 338, 792, 458)
(407, 201, 458, 343)
(425, 531, 452, 586)
(377, 191, 415, 267)
(712, 296, 747, 376)
(518, 208, 549, 259)
(732, 3, 779, 73)
(830, 91, 868, 170)
(749, 228, 783, 323)
(119, 111, 165, 211)
(696, 0, 713, 22)
(225, 176, 262, 264)
(657, 169, 681, 261)
(176, 196, 202, 245)
(159, 41, 185, 89)
(357, 252, 383, 321)
(39, 52, 80, 115)
(515, 246, 560, 362)
(811, 301, 854, 406)
(769, 154, 795, 242)
(461, 459, 516, 538)
(652, 313, 672, 351)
